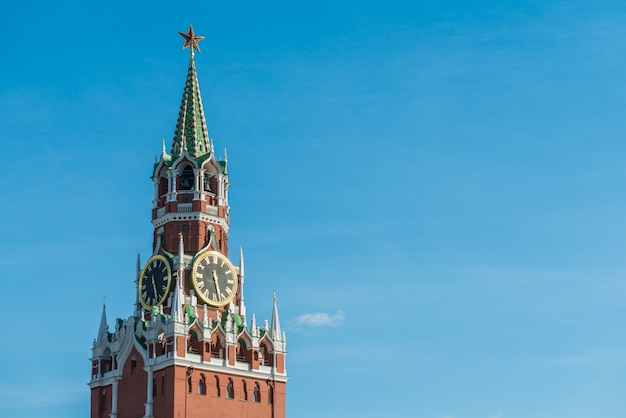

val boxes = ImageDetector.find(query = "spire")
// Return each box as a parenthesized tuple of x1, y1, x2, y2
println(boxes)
(239, 246, 245, 277)
(97, 300, 109, 345)
(270, 291, 281, 340)
(171, 27, 210, 159)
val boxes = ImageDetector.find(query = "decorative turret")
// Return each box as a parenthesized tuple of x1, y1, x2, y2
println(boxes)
(96, 301, 109, 346)
(270, 291, 282, 340)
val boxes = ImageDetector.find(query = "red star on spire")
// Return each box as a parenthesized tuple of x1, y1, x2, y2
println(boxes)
(178, 25, 204, 55)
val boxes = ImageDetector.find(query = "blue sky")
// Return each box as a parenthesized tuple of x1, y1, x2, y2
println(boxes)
(2, 1, 626, 417)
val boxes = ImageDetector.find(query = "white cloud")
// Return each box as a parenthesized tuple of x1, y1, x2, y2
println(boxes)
(294, 310, 345, 327)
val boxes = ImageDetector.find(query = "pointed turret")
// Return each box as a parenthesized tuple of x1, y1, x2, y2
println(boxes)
(270, 291, 281, 340)
(171, 27, 210, 159)
(96, 301, 109, 345)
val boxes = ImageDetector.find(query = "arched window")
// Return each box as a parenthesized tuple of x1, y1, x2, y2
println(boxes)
(253, 382, 261, 403)
(237, 339, 249, 362)
(242, 379, 248, 401)
(203, 173, 212, 192)
(180, 166, 194, 190)
(226, 378, 234, 399)
(268, 384, 274, 405)
(260, 342, 273, 366)
(211, 335, 224, 359)
(187, 330, 201, 354)
(198, 374, 206, 395)
(158, 176, 168, 198)
(101, 349, 113, 375)
(214, 375, 221, 397)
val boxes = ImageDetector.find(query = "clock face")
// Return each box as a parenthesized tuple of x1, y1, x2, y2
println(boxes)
(191, 251, 238, 307)
(139, 255, 173, 310)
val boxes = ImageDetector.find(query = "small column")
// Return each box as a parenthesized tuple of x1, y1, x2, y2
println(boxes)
(166, 169, 177, 202)
(144, 368, 154, 418)
(193, 168, 201, 201)
(216, 174, 223, 206)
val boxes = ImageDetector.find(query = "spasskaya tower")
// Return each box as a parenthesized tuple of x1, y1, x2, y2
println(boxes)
(89, 26, 288, 418)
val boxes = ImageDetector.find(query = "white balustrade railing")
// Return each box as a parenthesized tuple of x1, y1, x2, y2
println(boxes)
(178, 203, 192, 213)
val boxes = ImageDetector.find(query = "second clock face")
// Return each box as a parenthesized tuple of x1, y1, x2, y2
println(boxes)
(139, 255, 172, 310)
(191, 251, 238, 307)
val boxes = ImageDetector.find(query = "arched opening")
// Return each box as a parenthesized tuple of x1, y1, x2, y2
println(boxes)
(226, 378, 234, 399)
(211, 334, 224, 359)
(203, 173, 212, 192)
(260, 342, 273, 367)
(242, 379, 248, 401)
(198, 373, 206, 395)
(214, 375, 221, 397)
(101, 348, 113, 376)
(180, 165, 194, 190)
(187, 329, 202, 354)
(158, 175, 168, 200)
(253, 382, 261, 403)
(236, 338, 251, 362)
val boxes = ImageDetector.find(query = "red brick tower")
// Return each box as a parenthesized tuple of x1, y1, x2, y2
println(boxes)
(89, 26, 287, 418)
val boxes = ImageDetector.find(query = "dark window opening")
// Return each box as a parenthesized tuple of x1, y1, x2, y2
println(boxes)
(180, 166, 194, 190)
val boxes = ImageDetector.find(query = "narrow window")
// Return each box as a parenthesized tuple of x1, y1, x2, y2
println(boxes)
(215, 375, 221, 397)
(161, 373, 166, 395)
(130, 355, 137, 374)
(268, 384, 274, 405)
(198, 374, 206, 395)
(186, 374, 192, 394)
(253, 382, 261, 403)
(153, 375, 157, 397)
(242, 380, 248, 401)
(226, 378, 234, 399)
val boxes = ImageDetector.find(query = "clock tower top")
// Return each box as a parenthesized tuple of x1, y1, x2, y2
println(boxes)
(150, 27, 230, 256)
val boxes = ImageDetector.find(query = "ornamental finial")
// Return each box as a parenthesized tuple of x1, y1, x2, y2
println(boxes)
(178, 25, 204, 57)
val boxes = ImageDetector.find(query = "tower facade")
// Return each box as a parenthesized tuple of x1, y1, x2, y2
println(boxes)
(89, 27, 287, 418)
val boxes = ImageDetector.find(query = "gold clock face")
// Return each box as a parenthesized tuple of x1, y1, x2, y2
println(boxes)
(191, 251, 238, 307)
(139, 255, 173, 310)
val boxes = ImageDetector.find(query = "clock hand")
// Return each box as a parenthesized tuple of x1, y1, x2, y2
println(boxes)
(211, 269, 222, 299)
(151, 277, 158, 300)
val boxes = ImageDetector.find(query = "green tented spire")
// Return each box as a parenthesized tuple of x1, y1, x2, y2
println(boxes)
(171, 54, 210, 159)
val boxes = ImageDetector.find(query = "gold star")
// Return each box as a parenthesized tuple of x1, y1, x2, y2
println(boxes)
(178, 25, 204, 55)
